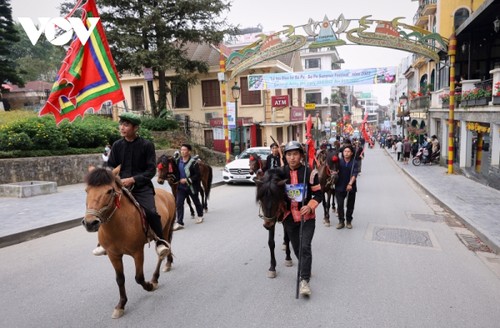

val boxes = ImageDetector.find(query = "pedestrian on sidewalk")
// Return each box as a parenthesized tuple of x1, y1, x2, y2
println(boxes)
(396, 139, 403, 161)
(334, 145, 359, 230)
(281, 141, 323, 297)
(93, 112, 169, 258)
(173, 143, 204, 230)
(402, 138, 411, 164)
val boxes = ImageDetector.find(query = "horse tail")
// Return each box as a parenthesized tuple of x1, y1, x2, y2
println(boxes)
(205, 165, 213, 200)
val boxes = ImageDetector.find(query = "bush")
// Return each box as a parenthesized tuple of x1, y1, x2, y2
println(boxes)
(0, 131, 33, 151)
(141, 117, 179, 131)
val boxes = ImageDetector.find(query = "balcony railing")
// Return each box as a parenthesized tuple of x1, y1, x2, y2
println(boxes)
(410, 95, 430, 110)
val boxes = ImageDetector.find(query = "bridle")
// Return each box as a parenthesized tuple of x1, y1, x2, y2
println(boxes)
(249, 155, 263, 175)
(157, 155, 178, 185)
(85, 187, 122, 224)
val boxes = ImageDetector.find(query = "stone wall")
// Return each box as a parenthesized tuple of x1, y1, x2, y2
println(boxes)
(0, 147, 228, 186)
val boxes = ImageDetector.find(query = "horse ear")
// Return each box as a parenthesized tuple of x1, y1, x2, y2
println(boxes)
(254, 178, 263, 186)
(112, 165, 121, 176)
(277, 179, 288, 186)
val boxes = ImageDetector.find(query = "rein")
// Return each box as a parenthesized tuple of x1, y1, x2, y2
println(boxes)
(85, 188, 122, 224)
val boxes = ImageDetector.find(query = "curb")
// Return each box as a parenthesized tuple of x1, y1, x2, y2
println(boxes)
(0, 181, 226, 249)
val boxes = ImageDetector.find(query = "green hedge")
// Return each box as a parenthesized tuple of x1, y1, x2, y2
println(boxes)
(0, 115, 157, 157)
(141, 117, 179, 131)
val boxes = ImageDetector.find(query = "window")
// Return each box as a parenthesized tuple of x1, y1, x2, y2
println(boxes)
(240, 77, 261, 105)
(305, 92, 321, 104)
(201, 79, 221, 107)
(171, 81, 189, 109)
(130, 86, 145, 111)
(454, 8, 469, 31)
(305, 58, 321, 69)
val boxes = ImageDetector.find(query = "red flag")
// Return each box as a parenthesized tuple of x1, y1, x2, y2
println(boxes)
(40, 0, 124, 124)
(305, 114, 316, 169)
(360, 112, 374, 147)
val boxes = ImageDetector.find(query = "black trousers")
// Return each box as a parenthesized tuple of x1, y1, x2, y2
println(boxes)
(133, 187, 164, 240)
(335, 190, 356, 223)
(283, 217, 315, 282)
(176, 186, 203, 224)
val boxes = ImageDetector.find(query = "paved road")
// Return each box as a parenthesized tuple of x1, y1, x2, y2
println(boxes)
(2, 146, 500, 255)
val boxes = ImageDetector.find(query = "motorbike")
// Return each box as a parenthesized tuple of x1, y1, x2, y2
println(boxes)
(412, 147, 440, 166)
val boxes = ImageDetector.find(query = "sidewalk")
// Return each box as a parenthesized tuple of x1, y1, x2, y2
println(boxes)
(0, 167, 225, 248)
(385, 149, 500, 254)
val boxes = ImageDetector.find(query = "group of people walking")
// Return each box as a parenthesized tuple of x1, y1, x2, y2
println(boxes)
(94, 111, 364, 299)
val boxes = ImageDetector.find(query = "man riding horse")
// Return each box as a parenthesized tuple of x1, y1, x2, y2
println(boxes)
(92, 112, 169, 258)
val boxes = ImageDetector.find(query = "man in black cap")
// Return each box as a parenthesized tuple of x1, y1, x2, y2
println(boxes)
(92, 112, 170, 258)
(334, 145, 359, 229)
(282, 141, 323, 297)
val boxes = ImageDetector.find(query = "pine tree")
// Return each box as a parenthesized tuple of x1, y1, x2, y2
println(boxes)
(0, 0, 24, 88)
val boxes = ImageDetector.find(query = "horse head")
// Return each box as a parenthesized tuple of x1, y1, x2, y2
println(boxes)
(82, 167, 123, 232)
(255, 168, 288, 229)
(248, 152, 264, 176)
(156, 154, 178, 185)
(325, 149, 340, 185)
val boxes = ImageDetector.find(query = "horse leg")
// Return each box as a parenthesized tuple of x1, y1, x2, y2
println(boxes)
(162, 253, 174, 272)
(323, 190, 330, 227)
(268, 225, 277, 278)
(108, 254, 128, 319)
(200, 188, 208, 213)
(283, 227, 293, 267)
(132, 251, 155, 292)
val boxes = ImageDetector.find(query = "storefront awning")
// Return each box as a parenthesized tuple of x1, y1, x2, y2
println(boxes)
(258, 120, 306, 127)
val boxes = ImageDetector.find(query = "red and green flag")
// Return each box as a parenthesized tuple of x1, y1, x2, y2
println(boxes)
(40, 0, 124, 124)
(305, 114, 316, 169)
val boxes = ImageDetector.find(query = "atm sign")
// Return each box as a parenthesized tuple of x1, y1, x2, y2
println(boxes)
(271, 95, 289, 108)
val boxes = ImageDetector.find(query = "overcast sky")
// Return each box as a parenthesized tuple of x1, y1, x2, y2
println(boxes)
(10, 0, 419, 104)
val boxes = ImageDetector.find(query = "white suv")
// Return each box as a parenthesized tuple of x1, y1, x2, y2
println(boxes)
(222, 147, 271, 184)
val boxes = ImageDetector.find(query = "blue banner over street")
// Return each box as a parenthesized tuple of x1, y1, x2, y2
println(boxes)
(248, 66, 396, 90)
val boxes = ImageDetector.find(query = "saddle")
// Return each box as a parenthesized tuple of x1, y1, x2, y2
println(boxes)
(121, 186, 149, 238)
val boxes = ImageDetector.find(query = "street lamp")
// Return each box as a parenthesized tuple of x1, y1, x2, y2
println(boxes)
(231, 81, 241, 155)
(399, 92, 408, 139)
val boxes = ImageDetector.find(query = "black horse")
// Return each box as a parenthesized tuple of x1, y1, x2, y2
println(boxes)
(316, 148, 340, 227)
(255, 169, 292, 278)
(156, 154, 212, 215)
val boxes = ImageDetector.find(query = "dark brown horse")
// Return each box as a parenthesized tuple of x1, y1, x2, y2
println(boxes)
(82, 167, 176, 319)
(316, 148, 340, 227)
(255, 169, 293, 278)
(156, 154, 213, 214)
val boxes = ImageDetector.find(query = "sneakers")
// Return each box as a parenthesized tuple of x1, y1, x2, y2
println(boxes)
(346, 222, 353, 229)
(92, 245, 106, 256)
(155, 242, 170, 259)
(336, 222, 345, 229)
(299, 279, 311, 297)
(196, 217, 204, 224)
(173, 222, 184, 231)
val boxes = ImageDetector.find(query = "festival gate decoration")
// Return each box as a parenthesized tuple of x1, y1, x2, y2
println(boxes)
(40, 0, 124, 124)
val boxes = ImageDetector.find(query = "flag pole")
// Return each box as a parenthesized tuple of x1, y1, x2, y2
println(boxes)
(296, 114, 312, 299)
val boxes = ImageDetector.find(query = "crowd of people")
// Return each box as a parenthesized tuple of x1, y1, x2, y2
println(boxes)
(378, 133, 440, 165)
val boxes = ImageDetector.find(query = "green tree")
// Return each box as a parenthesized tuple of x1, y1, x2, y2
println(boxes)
(0, 0, 24, 87)
(61, 0, 236, 117)
(10, 24, 66, 82)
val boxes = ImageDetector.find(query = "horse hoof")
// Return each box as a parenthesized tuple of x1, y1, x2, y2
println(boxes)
(281, 244, 287, 251)
(162, 264, 171, 272)
(112, 309, 124, 319)
(152, 282, 159, 290)
(204, 209, 208, 213)
(267, 271, 277, 278)
(323, 220, 330, 227)
(284, 260, 293, 267)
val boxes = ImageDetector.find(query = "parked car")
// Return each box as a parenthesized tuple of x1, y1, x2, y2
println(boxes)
(222, 146, 271, 184)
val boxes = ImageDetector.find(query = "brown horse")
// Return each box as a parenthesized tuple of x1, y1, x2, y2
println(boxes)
(255, 168, 293, 278)
(156, 154, 212, 213)
(82, 167, 176, 319)
(316, 148, 340, 227)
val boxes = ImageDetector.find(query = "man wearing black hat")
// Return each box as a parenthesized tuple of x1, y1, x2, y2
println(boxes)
(334, 145, 359, 229)
(92, 112, 170, 258)
(282, 141, 323, 297)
